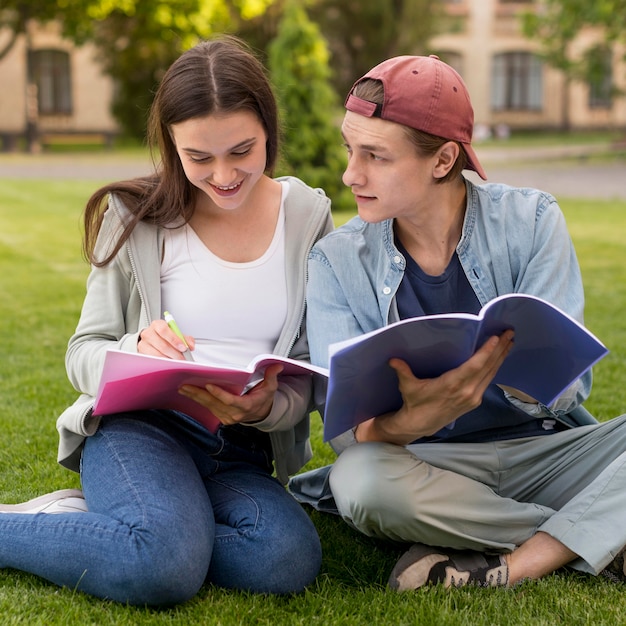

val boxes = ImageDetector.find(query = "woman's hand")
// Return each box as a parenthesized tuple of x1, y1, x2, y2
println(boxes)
(177, 364, 284, 425)
(138, 319, 195, 360)
(355, 330, 515, 445)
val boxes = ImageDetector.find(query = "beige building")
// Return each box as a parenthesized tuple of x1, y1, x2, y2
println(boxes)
(431, 0, 626, 133)
(1, 2, 625, 151)
(0, 20, 117, 151)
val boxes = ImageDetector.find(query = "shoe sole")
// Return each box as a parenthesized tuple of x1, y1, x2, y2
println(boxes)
(0, 488, 85, 513)
(388, 543, 509, 590)
(388, 544, 450, 591)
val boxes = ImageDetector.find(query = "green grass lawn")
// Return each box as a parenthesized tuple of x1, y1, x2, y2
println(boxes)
(1, 178, 626, 624)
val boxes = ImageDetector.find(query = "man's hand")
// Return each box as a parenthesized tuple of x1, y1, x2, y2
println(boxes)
(355, 330, 515, 445)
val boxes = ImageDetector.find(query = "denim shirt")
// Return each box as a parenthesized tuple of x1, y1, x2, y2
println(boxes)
(306, 178, 592, 440)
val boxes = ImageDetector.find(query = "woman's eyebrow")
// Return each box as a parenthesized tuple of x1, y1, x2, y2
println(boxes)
(181, 137, 257, 154)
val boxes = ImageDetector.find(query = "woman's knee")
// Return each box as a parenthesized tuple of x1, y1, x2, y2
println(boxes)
(269, 516, 322, 593)
(210, 514, 321, 594)
(98, 533, 213, 606)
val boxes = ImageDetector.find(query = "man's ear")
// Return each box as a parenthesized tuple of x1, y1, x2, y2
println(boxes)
(433, 141, 460, 179)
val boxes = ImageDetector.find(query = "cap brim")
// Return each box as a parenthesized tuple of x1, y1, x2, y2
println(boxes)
(462, 143, 487, 180)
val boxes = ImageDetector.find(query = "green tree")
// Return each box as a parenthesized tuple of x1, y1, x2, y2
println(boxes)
(522, 0, 626, 128)
(523, 0, 626, 63)
(0, 2, 60, 61)
(268, 0, 350, 210)
(239, 0, 444, 115)
(0, 0, 278, 139)
(309, 0, 443, 98)
(63, 0, 278, 138)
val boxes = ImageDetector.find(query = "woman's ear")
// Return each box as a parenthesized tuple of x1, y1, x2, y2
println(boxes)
(433, 141, 460, 179)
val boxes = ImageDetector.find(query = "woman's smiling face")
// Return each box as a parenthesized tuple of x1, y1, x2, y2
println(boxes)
(171, 110, 268, 211)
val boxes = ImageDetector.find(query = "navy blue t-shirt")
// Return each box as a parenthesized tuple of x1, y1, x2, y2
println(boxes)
(395, 239, 558, 443)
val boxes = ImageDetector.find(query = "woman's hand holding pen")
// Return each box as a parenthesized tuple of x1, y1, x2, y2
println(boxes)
(138, 319, 196, 361)
(138, 311, 282, 424)
(178, 364, 284, 425)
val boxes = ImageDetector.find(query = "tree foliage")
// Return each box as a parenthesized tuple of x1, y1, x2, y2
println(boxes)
(0, 1, 61, 60)
(0, 0, 278, 137)
(238, 0, 443, 108)
(309, 0, 443, 97)
(66, 0, 278, 137)
(522, 0, 626, 79)
(2, 0, 443, 183)
(268, 0, 350, 210)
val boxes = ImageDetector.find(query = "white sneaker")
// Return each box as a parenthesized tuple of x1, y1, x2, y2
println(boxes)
(0, 489, 88, 514)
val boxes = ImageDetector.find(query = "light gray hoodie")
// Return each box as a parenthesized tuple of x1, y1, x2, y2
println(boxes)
(56, 176, 333, 484)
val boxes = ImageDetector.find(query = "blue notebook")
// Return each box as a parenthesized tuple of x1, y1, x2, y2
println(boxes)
(323, 293, 608, 441)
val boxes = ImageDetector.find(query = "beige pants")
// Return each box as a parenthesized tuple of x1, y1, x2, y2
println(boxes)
(329, 414, 626, 574)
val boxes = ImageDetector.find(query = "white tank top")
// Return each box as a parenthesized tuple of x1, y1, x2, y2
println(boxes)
(160, 181, 288, 367)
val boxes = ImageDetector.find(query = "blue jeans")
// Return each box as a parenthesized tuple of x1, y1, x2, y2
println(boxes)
(0, 411, 322, 605)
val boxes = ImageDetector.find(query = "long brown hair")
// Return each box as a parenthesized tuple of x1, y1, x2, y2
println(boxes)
(351, 78, 467, 184)
(83, 35, 279, 266)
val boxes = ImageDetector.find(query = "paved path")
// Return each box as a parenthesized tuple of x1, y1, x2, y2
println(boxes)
(465, 161, 626, 200)
(0, 152, 153, 182)
(468, 143, 626, 200)
(1, 144, 624, 200)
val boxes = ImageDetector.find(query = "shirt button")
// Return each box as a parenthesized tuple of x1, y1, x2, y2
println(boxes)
(393, 255, 402, 264)
(383, 287, 391, 295)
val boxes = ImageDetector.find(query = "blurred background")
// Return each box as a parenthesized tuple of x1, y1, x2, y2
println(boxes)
(1, 0, 625, 211)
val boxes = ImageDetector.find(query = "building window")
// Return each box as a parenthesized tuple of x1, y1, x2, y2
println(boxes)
(491, 52, 542, 111)
(587, 46, 613, 109)
(28, 49, 73, 115)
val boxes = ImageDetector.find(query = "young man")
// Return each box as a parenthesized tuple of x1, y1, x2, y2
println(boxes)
(294, 55, 626, 589)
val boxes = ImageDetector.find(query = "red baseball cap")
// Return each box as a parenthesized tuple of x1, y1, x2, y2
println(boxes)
(345, 55, 487, 180)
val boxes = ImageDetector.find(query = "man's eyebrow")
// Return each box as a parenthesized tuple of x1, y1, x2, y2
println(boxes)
(360, 143, 386, 152)
(346, 140, 388, 153)
(341, 130, 387, 153)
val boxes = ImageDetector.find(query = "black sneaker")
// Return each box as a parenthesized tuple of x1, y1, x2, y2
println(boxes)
(388, 543, 509, 590)
(601, 548, 626, 583)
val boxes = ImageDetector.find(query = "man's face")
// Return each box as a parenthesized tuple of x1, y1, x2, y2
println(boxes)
(341, 111, 436, 223)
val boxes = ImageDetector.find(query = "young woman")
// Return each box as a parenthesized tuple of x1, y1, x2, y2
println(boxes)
(0, 35, 332, 605)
